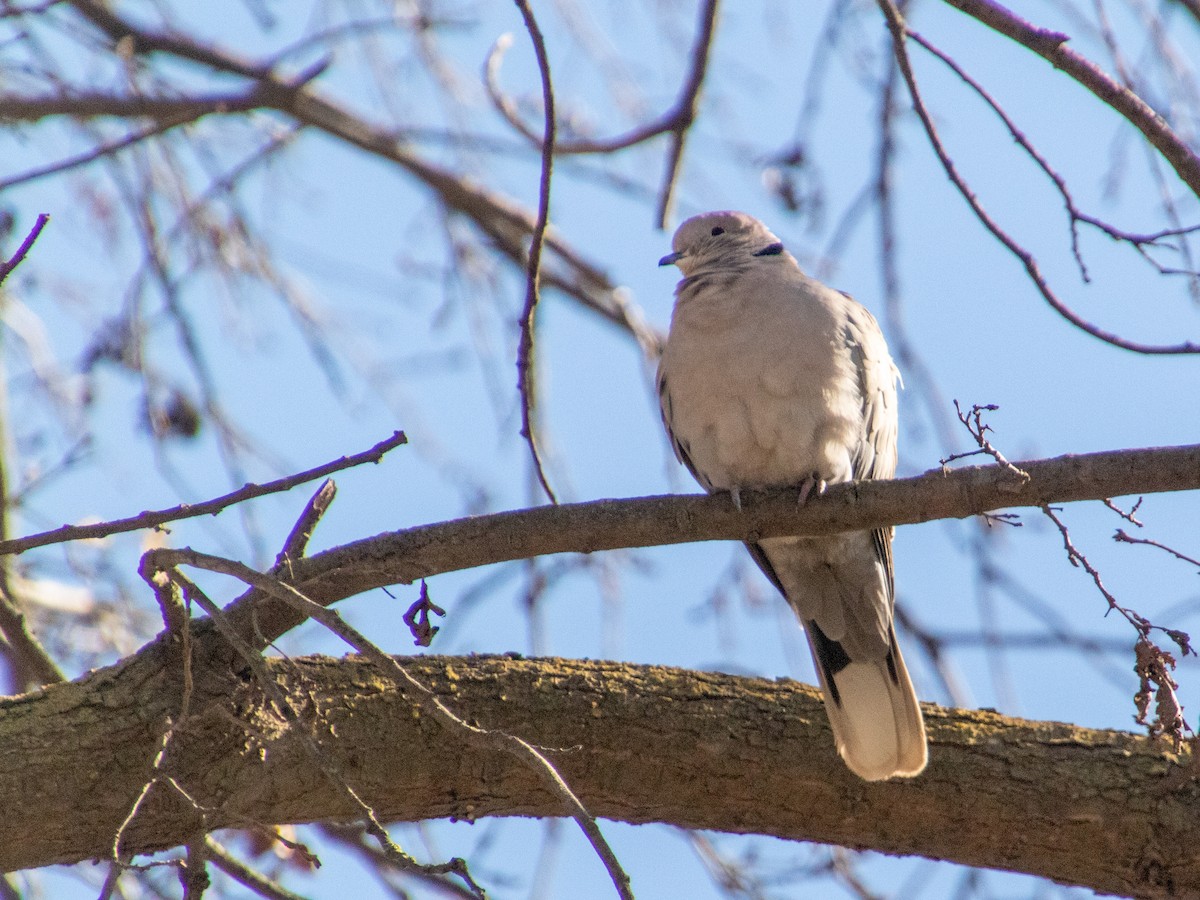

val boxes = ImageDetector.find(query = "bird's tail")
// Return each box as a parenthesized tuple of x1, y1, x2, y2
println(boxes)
(806, 623, 927, 781)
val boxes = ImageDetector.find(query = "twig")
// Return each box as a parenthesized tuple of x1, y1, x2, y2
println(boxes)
(274, 480, 338, 571)
(204, 836, 311, 900)
(942, 401, 1030, 484)
(0, 214, 49, 287)
(1041, 505, 1192, 655)
(150, 547, 633, 900)
(939, 0, 1200, 202)
(906, 29, 1200, 284)
(61, 0, 663, 355)
(512, 0, 558, 505)
(1041, 506, 1192, 743)
(1114, 528, 1200, 571)
(320, 824, 481, 900)
(655, 0, 720, 228)
(1103, 497, 1143, 525)
(0, 116, 205, 192)
(0, 431, 405, 556)
(483, 0, 719, 165)
(876, 0, 1200, 355)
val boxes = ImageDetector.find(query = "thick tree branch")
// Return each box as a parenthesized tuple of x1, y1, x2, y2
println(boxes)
(1, 654, 1193, 897)
(223, 443, 1200, 647)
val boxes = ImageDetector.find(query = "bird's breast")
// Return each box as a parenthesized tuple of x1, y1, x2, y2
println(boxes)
(661, 292, 861, 490)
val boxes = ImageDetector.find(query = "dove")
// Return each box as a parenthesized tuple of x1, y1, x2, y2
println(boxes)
(657, 211, 926, 780)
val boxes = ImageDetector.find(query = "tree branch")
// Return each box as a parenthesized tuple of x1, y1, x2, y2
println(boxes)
(0, 431, 406, 557)
(221, 442, 1200, 648)
(1, 654, 1193, 897)
(939, 0, 1200, 201)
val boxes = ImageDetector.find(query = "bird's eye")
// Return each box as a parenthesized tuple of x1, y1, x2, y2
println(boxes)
(710, 227, 725, 236)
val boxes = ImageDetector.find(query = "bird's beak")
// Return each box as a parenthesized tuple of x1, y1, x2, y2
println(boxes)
(658, 251, 683, 267)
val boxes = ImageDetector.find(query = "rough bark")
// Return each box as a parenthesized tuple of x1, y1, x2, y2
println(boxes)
(1, 648, 1194, 897)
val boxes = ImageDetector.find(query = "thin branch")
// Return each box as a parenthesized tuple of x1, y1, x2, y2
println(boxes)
(320, 825, 481, 900)
(483, 0, 719, 161)
(204, 837, 310, 900)
(876, 0, 1200, 354)
(942, 401, 1030, 482)
(1114, 528, 1200, 571)
(656, 0, 721, 228)
(0, 115, 208, 192)
(906, 29, 1200, 283)
(939, 0, 1200, 201)
(274, 480, 338, 571)
(0, 214, 50, 287)
(0, 431, 406, 556)
(512, 0, 558, 506)
(57, 0, 662, 352)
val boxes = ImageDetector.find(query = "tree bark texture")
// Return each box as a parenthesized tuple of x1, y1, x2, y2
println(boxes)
(2, 647, 1194, 897)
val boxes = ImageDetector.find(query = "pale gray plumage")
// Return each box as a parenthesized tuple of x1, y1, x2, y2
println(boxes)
(657, 210, 927, 781)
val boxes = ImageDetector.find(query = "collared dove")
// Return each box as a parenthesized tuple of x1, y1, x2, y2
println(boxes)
(657, 210, 927, 781)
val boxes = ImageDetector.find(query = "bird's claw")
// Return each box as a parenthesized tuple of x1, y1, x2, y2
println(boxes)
(796, 475, 827, 507)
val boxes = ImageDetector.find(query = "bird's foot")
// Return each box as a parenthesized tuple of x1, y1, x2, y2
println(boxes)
(729, 487, 742, 511)
(796, 474, 827, 507)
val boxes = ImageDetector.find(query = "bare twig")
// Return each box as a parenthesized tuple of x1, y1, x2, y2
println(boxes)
(274, 480, 338, 572)
(0, 214, 49, 287)
(656, 0, 721, 228)
(512, 0, 558, 505)
(877, 0, 1200, 354)
(942, 401, 1030, 484)
(320, 824, 481, 900)
(59, 0, 662, 354)
(0, 431, 405, 556)
(483, 0, 720, 174)
(1037, 505, 1193, 743)
(939, 0, 1200, 201)
(906, 29, 1200, 284)
(0, 116, 207, 192)
(204, 836, 311, 900)
(1114, 528, 1200, 571)
(1103, 497, 1144, 525)
(1042, 505, 1193, 652)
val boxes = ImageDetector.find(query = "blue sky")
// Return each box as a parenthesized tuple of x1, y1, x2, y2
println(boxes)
(4, 1, 1200, 897)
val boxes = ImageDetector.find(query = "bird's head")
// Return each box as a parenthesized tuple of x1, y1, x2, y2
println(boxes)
(658, 211, 786, 276)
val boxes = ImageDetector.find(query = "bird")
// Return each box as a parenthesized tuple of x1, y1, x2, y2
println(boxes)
(656, 210, 927, 781)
